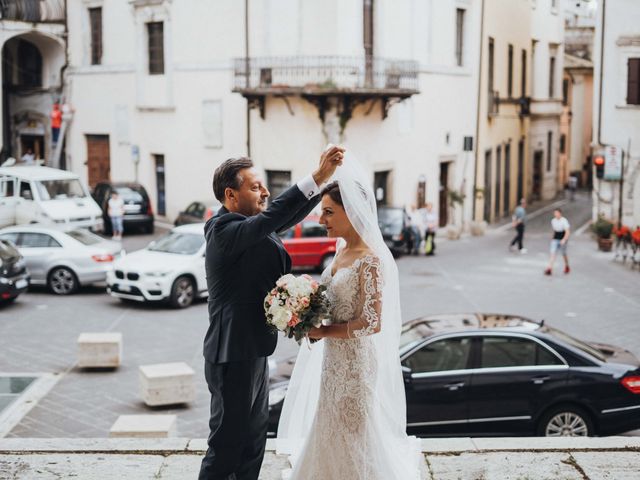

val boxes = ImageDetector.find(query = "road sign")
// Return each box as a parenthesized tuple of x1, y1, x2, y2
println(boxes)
(604, 145, 622, 181)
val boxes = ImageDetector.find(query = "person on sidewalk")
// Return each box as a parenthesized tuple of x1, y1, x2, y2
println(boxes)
(509, 198, 527, 254)
(545, 208, 571, 275)
(407, 204, 425, 255)
(421, 202, 438, 256)
(108, 191, 125, 241)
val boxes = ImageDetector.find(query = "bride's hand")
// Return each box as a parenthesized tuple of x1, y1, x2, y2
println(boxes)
(308, 326, 325, 339)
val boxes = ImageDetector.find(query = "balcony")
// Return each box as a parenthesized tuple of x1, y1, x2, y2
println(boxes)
(0, 0, 65, 23)
(233, 55, 419, 122)
(488, 91, 531, 118)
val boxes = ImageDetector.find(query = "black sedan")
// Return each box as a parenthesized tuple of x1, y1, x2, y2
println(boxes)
(377, 206, 411, 257)
(174, 201, 221, 226)
(268, 313, 640, 437)
(0, 239, 30, 304)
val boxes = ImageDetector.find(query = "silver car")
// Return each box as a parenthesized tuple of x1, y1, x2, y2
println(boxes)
(0, 226, 123, 295)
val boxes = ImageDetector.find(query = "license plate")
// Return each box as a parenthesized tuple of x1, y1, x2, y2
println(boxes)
(15, 279, 28, 289)
(119, 284, 131, 292)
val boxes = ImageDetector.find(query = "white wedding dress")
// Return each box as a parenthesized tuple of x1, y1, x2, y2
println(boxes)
(288, 254, 424, 480)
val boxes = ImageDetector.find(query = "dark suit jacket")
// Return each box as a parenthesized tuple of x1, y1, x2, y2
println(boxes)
(203, 184, 320, 364)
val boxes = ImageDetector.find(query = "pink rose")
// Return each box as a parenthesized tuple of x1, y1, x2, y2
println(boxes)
(288, 315, 300, 327)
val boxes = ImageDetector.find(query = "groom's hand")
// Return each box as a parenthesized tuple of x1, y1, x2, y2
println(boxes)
(313, 145, 345, 186)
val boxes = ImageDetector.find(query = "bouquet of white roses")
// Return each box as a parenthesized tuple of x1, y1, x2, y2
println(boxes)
(264, 273, 329, 344)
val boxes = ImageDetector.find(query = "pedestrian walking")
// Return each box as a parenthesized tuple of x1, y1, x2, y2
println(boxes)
(509, 198, 527, 254)
(108, 191, 125, 241)
(407, 204, 425, 255)
(567, 175, 578, 201)
(421, 202, 438, 256)
(544, 208, 571, 275)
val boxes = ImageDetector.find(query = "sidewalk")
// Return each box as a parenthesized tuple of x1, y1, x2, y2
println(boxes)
(1, 437, 639, 479)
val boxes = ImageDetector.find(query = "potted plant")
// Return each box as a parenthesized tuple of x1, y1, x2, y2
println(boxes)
(446, 190, 465, 239)
(592, 215, 614, 252)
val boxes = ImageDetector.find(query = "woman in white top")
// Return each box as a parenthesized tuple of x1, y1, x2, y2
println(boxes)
(545, 208, 570, 275)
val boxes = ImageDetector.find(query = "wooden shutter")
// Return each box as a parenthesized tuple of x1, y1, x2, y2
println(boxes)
(628, 58, 640, 105)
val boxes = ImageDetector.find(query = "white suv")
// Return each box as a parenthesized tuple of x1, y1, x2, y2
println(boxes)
(107, 223, 207, 308)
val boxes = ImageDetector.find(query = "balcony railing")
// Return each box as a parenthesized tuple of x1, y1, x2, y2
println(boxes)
(0, 0, 65, 23)
(488, 90, 499, 117)
(233, 55, 419, 94)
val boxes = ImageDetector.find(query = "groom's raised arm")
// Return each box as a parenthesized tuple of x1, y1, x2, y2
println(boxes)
(212, 176, 319, 255)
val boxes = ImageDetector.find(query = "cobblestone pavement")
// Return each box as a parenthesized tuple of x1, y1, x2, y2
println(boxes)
(1, 191, 638, 438)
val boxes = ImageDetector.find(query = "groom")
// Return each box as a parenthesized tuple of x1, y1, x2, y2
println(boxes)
(199, 146, 345, 480)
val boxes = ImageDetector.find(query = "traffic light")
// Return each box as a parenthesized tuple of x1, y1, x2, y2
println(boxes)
(594, 155, 605, 179)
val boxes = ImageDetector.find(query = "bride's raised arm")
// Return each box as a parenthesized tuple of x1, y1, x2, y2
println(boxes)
(309, 255, 383, 340)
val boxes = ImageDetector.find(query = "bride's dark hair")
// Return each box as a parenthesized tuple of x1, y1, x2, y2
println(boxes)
(320, 181, 343, 206)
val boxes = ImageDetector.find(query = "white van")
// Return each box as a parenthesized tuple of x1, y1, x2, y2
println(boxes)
(0, 165, 103, 230)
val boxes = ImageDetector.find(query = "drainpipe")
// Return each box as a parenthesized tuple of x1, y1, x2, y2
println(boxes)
(472, 0, 485, 222)
(245, 0, 251, 158)
(52, 0, 70, 170)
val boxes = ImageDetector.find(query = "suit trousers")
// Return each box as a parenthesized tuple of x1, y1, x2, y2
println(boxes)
(199, 357, 269, 480)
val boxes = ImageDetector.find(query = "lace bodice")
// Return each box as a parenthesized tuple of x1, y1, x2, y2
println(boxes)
(320, 254, 383, 337)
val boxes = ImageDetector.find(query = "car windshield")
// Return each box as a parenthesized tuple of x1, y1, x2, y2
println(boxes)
(36, 179, 86, 200)
(66, 229, 103, 246)
(378, 208, 404, 228)
(115, 186, 144, 203)
(543, 325, 606, 362)
(148, 232, 204, 255)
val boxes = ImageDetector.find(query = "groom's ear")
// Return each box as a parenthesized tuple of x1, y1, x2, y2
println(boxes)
(224, 187, 236, 203)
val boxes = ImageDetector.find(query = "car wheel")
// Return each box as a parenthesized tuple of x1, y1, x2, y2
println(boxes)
(537, 405, 593, 437)
(319, 254, 334, 273)
(169, 276, 195, 308)
(48, 267, 79, 295)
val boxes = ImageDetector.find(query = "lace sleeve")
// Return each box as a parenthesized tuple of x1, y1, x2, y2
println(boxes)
(351, 255, 383, 338)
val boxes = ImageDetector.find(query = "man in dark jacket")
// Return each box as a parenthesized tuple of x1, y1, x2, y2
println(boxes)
(199, 146, 344, 480)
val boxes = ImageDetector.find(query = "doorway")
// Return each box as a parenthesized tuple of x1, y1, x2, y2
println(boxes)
(532, 150, 543, 201)
(374, 170, 390, 206)
(154, 154, 166, 216)
(86, 135, 110, 188)
(19, 134, 44, 161)
(439, 162, 449, 227)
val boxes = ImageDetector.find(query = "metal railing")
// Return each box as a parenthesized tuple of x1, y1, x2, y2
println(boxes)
(0, 0, 64, 23)
(233, 55, 419, 92)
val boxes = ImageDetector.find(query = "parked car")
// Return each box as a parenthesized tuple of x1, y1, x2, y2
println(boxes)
(92, 182, 154, 234)
(267, 313, 640, 437)
(0, 225, 123, 295)
(279, 215, 337, 272)
(0, 238, 29, 304)
(377, 206, 411, 256)
(106, 223, 207, 308)
(0, 165, 103, 230)
(174, 200, 221, 226)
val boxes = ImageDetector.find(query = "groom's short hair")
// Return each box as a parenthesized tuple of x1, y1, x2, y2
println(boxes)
(213, 157, 254, 202)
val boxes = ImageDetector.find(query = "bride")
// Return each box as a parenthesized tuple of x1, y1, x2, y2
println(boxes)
(277, 155, 425, 479)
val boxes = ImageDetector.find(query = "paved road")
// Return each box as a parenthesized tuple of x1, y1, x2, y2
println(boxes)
(1, 191, 638, 438)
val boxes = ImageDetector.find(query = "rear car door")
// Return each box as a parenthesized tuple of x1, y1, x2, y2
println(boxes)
(15, 232, 63, 282)
(402, 335, 473, 435)
(466, 334, 568, 435)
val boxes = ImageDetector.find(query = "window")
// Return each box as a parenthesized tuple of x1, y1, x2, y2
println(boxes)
(517, 138, 524, 202)
(547, 131, 553, 171)
(186, 202, 206, 218)
(455, 8, 465, 66)
(549, 55, 556, 98)
(521, 49, 527, 97)
(488, 37, 495, 94)
(89, 7, 102, 65)
(0, 178, 15, 197)
(266, 170, 291, 200)
(483, 149, 492, 222)
(301, 221, 327, 238)
(147, 22, 164, 75)
(403, 337, 472, 373)
(0, 233, 19, 244)
(562, 78, 569, 105)
(481, 336, 564, 368)
(17, 40, 42, 87)
(507, 44, 513, 98)
(19, 181, 32, 200)
(20, 233, 61, 248)
(627, 58, 640, 105)
(504, 142, 511, 216)
(560, 134, 566, 154)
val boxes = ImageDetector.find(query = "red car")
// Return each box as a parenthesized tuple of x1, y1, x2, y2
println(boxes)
(279, 216, 337, 272)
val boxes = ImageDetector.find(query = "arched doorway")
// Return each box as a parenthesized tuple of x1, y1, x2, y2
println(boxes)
(1, 31, 65, 163)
